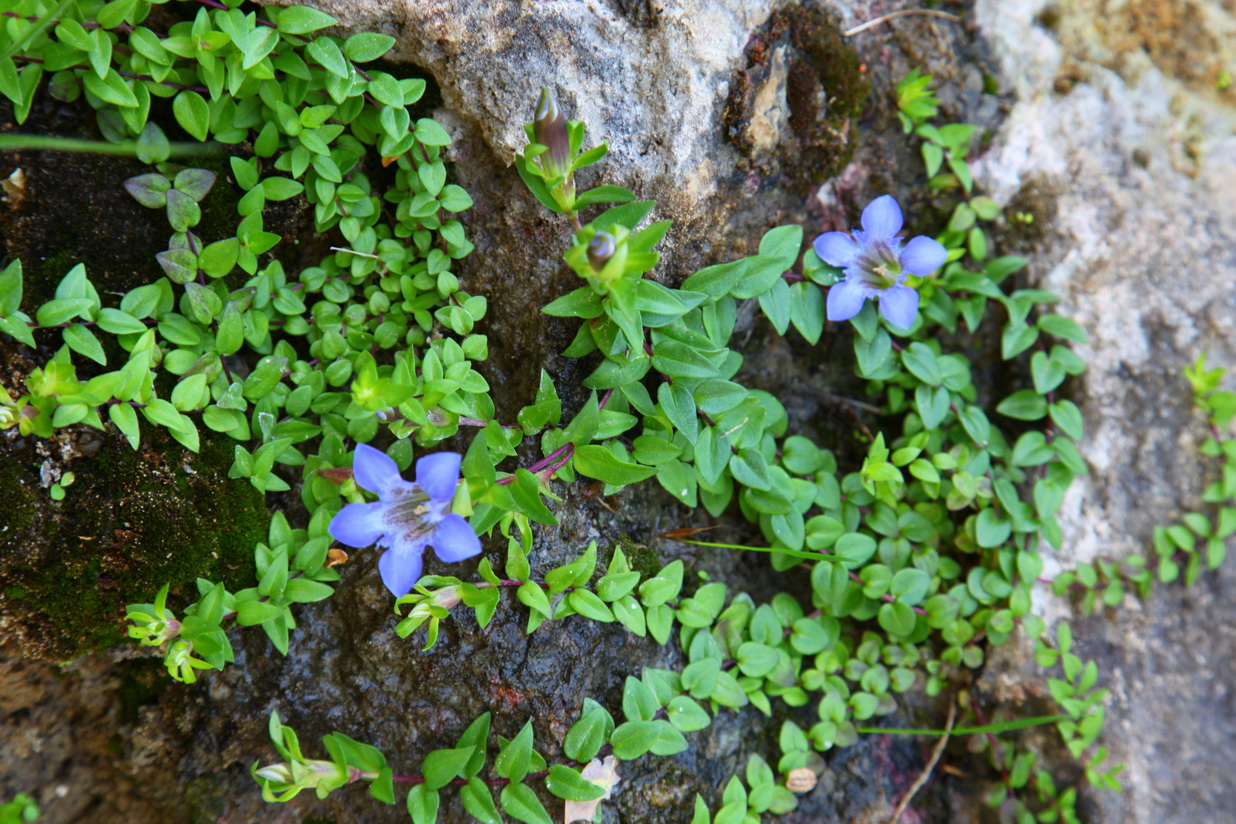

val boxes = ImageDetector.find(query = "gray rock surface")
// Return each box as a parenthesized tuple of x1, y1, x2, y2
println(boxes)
(974, 0, 1236, 821)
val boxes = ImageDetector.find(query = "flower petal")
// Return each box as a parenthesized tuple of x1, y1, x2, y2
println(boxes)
(860, 195, 903, 240)
(879, 285, 920, 329)
(813, 232, 859, 267)
(428, 513, 482, 562)
(899, 235, 948, 276)
(378, 545, 424, 597)
(352, 443, 403, 495)
(826, 280, 867, 322)
(415, 452, 462, 502)
(328, 501, 386, 548)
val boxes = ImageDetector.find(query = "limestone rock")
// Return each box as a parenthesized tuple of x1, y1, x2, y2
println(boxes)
(973, 0, 1236, 821)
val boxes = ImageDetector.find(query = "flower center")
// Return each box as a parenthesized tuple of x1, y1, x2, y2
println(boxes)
(855, 239, 903, 290)
(383, 485, 446, 538)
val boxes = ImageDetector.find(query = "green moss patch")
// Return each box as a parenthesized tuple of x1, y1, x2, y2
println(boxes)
(0, 427, 268, 662)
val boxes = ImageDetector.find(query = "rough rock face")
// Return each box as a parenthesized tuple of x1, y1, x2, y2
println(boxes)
(972, 0, 1236, 822)
(278, 0, 775, 225)
(4, 0, 1235, 822)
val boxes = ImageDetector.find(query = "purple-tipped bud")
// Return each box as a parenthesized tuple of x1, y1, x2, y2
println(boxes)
(587, 231, 617, 271)
(533, 87, 571, 179)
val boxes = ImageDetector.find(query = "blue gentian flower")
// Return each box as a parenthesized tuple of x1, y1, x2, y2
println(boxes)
(328, 444, 481, 597)
(814, 195, 948, 329)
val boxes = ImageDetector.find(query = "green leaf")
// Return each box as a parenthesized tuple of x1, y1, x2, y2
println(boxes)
(610, 720, 661, 760)
(902, 342, 942, 385)
(729, 448, 771, 491)
(574, 184, 635, 208)
(984, 256, 1028, 283)
(165, 189, 200, 232)
(1031, 350, 1067, 394)
(658, 381, 699, 444)
(736, 642, 779, 677)
(682, 259, 746, 300)
(652, 338, 720, 380)
(690, 795, 713, 824)
(1049, 400, 1084, 440)
(915, 384, 950, 430)
(516, 581, 552, 618)
(109, 402, 140, 448)
(542, 286, 603, 318)
(405, 784, 439, 824)
(592, 200, 654, 230)
(283, 578, 333, 602)
(36, 296, 93, 326)
(878, 601, 917, 636)
(422, 746, 474, 791)
(170, 372, 206, 411)
(890, 568, 931, 605)
(308, 36, 349, 78)
(457, 712, 491, 778)
(83, 68, 137, 107)
(996, 389, 1048, 421)
(572, 445, 656, 486)
(546, 765, 606, 802)
(172, 90, 210, 142)
(835, 533, 877, 567)
(0, 259, 21, 316)
(666, 695, 711, 732)
(343, 32, 396, 62)
(95, 308, 147, 335)
(1001, 322, 1038, 360)
(788, 280, 825, 343)
(63, 324, 106, 364)
(494, 720, 534, 783)
(198, 238, 240, 279)
(758, 277, 792, 334)
(499, 782, 552, 824)
(234, 598, 284, 628)
(276, 5, 338, 33)
(134, 122, 169, 164)
(1038, 314, 1089, 344)
(758, 224, 803, 269)
(461, 778, 501, 824)
(262, 177, 304, 201)
(622, 675, 660, 722)
(124, 172, 171, 208)
(415, 118, 452, 146)
(959, 404, 991, 445)
(183, 282, 220, 325)
(564, 699, 614, 762)
(855, 329, 892, 376)
(976, 509, 1012, 548)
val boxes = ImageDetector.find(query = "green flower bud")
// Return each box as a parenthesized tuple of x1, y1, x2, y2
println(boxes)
(587, 231, 617, 271)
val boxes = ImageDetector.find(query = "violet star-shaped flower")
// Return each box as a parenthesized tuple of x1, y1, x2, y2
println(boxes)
(328, 443, 481, 597)
(814, 195, 948, 329)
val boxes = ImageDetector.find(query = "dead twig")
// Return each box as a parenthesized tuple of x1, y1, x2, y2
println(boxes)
(890, 700, 957, 824)
(843, 9, 961, 37)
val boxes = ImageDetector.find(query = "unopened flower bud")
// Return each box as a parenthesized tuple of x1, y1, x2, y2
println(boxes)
(254, 757, 348, 797)
(432, 584, 463, 610)
(254, 763, 297, 784)
(587, 231, 616, 271)
(533, 87, 571, 180)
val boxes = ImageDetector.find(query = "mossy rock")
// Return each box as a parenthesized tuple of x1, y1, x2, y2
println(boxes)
(0, 425, 268, 662)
